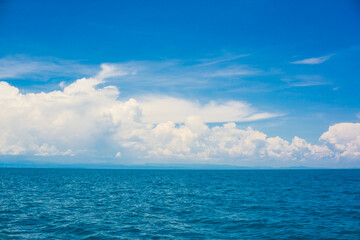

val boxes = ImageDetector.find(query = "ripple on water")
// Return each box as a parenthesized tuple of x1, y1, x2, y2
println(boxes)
(0, 169, 360, 239)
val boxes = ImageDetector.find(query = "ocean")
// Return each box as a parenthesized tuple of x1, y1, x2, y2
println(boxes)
(0, 168, 359, 239)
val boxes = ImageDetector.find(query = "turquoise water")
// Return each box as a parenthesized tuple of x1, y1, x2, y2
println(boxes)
(0, 169, 359, 239)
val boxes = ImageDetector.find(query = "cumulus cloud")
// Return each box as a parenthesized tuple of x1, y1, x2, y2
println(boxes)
(124, 121, 333, 162)
(291, 54, 333, 65)
(0, 64, 275, 158)
(0, 64, 359, 165)
(320, 123, 360, 160)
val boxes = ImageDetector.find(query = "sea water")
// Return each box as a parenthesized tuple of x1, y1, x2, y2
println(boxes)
(0, 168, 359, 239)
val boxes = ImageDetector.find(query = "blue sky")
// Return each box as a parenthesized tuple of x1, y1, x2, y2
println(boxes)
(0, 0, 360, 167)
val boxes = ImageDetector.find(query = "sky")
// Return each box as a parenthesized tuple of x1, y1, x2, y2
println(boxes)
(0, 0, 360, 168)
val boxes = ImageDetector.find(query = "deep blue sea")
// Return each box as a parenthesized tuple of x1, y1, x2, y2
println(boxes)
(0, 169, 359, 239)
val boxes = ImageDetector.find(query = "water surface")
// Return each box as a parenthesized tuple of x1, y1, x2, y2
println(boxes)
(0, 169, 359, 239)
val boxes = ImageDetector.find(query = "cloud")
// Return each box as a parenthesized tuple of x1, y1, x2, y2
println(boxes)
(281, 75, 328, 87)
(0, 55, 96, 80)
(0, 55, 279, 97)
(291, 54, 334, 65)
(0, 55, 259, 83)
(138, 96, 281, 123)
(0, 64, 277, 158)
(320, 123, 360, 160)
(0, 64, 358, 165)
(125, 121, 334, 163)
(116, 61, 261, 91)
(196, 54, 250, 67)
(203, 65, 260, 77)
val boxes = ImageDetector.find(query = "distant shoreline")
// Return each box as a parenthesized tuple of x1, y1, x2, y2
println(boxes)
(1, 165, 359, 170)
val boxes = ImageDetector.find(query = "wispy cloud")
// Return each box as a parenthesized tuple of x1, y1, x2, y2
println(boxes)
(1, 54, 320, 98)
(282, 75, 329, 87)
(0, 55, 262, 88)
(203, 65, 260, 77)
(196, 54, 250, 66)
(96, 59, 264, 96)
(291, 54, 334, 65)
(0, 55, 97, 80)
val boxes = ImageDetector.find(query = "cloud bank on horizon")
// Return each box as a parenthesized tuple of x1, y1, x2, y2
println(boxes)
(0, 64, 359, 166)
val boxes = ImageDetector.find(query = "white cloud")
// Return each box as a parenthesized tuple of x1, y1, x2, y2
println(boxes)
(0, 55, 96, 80)
(95, 63, 136, 80)
(0, 64, 358, 165)
(291, 54, 333, 65)
(0, 64, 276, 159)
(320, 123, 360, 159)
(196, 54, 250, 66)
(115, 119, 336, 163)
(0, 55, 275, 97)
(203, 65, 259, 77)
(138, 96, 281, 124)
(282, 75, 328, 87)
